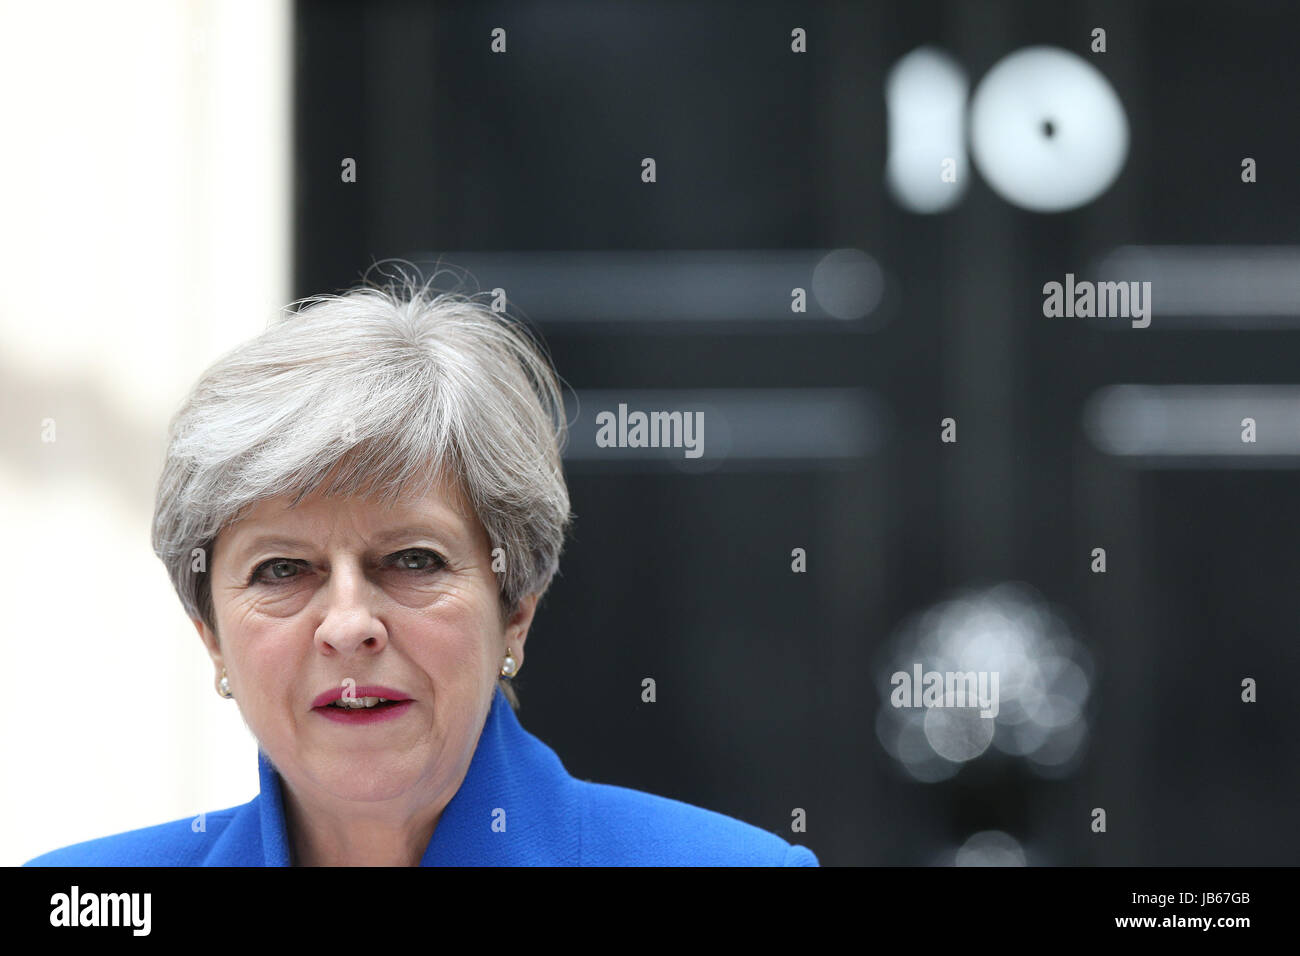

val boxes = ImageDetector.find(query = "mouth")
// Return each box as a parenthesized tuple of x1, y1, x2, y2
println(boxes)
(311, 685, 411, 709)
(313, 698, 414, 725)
(323, 696, 403, 711)
(310, 685, 413, 724)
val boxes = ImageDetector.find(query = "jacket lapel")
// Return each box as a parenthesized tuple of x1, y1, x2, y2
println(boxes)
(420, 688, 582, 865)
(199, 749, 291, 866)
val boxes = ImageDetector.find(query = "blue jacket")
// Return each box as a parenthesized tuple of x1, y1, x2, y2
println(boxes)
(25, 687, 818, 866)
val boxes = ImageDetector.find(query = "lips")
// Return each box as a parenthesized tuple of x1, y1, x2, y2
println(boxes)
(311, 685, 411, 710)
(314, 699, 413, 725)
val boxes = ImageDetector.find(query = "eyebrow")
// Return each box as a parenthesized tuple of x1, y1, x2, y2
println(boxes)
(230, 525, 463, 563)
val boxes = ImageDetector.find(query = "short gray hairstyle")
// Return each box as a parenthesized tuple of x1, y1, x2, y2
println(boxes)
(152, 274, 573, 708)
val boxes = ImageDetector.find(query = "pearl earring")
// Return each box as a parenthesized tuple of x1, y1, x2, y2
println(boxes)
(218, 669, 233, 699)
(500, 648, 518, 678)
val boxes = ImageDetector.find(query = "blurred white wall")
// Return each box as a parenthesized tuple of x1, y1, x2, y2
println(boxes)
(0, 0, 291, 864)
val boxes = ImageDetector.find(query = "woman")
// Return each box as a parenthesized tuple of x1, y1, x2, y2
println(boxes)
(25, 279, 818, 866)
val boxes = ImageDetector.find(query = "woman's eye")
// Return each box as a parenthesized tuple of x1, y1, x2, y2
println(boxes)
(251, 559, 304, 583)
(392, 549, 444, 572)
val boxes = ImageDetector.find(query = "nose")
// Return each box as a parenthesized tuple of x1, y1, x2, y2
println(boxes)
(313, 560, 388, 657)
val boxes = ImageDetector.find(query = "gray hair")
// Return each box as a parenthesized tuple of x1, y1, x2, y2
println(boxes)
(151, 274, 573, 708)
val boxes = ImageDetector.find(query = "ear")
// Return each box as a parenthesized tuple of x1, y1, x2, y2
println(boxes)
(504, 593, 540, 670)
(192, 617, 225, 685)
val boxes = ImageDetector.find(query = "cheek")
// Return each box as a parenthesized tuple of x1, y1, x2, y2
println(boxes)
(413, 603, 501, 680)
(241, 582, 315, 618)
(215, 574, 313, 626)
(223, 619, 306, 713)
(406, 584, 506, 686)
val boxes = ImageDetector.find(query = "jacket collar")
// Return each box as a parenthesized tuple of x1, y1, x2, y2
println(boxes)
(205, 687, 581, 866)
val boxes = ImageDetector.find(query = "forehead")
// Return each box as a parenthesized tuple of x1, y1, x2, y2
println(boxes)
(220, 472, 485, 552)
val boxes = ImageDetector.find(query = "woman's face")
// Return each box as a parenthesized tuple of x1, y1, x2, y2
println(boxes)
(194, 477, 537, 811)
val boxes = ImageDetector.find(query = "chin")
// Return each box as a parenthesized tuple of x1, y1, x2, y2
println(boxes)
(310, 755, 425, 803)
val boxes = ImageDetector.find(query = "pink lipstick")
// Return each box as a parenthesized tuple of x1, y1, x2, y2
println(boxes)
(311, 685, 413, 725)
